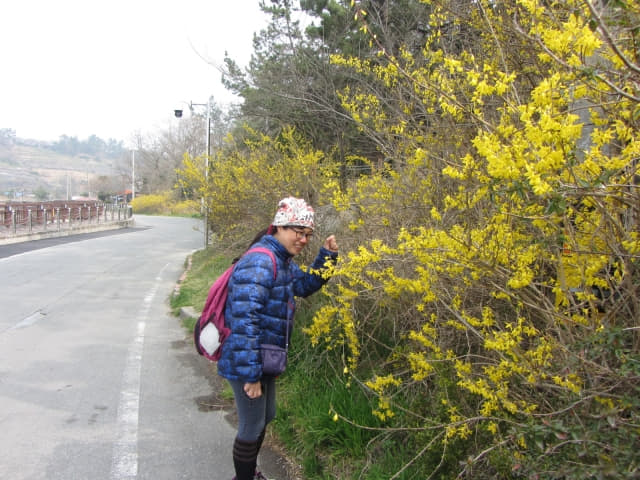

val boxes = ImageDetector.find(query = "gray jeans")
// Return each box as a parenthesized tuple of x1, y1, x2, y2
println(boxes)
(228, 376, 277, 442)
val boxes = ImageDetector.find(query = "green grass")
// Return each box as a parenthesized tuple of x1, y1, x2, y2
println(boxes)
(274, 362, 380, 478)
(170, 248, 234, 329)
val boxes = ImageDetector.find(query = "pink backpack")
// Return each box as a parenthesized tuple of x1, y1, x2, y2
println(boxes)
(194, 247, 277, 361)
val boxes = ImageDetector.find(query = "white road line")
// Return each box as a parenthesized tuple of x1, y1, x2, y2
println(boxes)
(109, 263, 169, 479)
(9, 310, 45, 330)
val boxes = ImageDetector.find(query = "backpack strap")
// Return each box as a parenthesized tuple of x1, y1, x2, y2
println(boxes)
(244, 247, 277, 280)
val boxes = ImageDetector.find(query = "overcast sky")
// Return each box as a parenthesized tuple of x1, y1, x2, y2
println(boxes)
(1, 0, 269, 146)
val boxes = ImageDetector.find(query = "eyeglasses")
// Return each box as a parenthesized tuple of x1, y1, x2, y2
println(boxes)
(289, 227, 313, 240)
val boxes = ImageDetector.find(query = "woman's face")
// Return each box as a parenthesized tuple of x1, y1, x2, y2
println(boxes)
(273, 226, 313, 256)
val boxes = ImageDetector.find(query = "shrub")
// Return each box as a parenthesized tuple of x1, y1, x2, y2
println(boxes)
(171, 199, 200, 217)
(131, 193, 170, 214)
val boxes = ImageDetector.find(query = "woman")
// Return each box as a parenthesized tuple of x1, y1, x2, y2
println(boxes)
(218, 197, 339, 480)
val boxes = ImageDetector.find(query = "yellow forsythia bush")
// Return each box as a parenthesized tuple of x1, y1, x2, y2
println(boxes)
(171, 199, 200, 216)
(306, 1, 640, 478)
(131, 193, 171, 214)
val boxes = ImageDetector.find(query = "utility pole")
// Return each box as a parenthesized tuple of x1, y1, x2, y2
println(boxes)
(204, 97, 211, 248)
(174, 97, 212, 249)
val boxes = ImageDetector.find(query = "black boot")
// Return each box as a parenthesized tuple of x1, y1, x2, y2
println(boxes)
(232, 437, 259, 480)
(252, 428, 266, 478)
(256, 428, 266, 454)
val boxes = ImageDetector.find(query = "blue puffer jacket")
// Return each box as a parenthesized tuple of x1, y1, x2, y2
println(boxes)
(217, 235, 337, 382)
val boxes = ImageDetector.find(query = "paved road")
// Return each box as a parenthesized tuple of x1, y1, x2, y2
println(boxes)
(0, 215, 283, 480)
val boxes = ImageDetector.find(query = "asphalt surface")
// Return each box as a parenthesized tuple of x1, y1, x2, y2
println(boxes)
(0, 215, 293, 480)
(0, 225, 148, 259)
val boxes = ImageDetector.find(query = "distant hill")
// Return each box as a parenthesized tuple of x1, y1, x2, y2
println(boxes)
(0, 131, 128, 201)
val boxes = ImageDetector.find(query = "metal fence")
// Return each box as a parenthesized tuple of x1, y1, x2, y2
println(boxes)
(0, 200, 132, 236)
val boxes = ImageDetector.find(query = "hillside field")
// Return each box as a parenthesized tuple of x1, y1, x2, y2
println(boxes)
(0, 143, 122, 200)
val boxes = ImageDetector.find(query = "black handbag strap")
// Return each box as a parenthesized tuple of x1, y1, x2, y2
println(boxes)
(284, 296, 293, 351)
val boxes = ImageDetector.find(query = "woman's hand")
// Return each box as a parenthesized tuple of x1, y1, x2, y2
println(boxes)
(244, 381, 262, 399)
(324, 235, 338, 252)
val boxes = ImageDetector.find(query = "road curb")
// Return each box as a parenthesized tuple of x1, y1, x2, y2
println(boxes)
(179, 306, 200, 321)
(0, 219, 135, 246)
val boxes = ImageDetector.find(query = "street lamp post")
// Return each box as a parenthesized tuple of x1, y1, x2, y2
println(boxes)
(175, 97, 212, 249)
